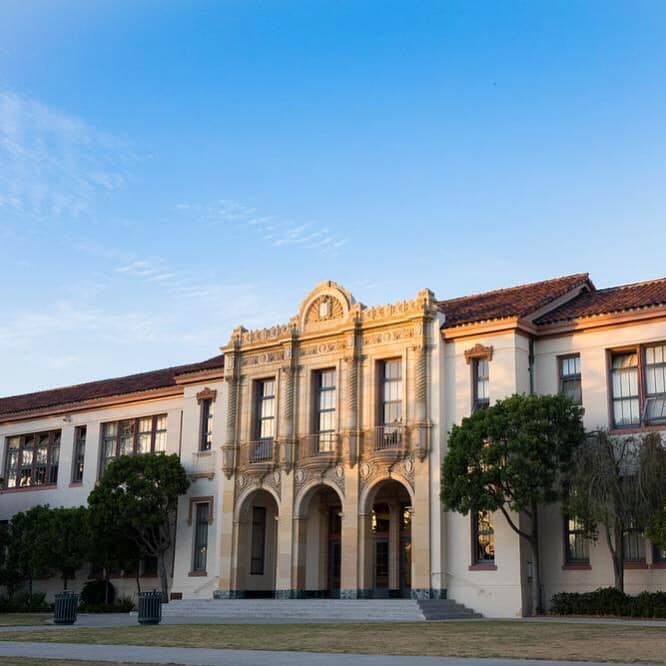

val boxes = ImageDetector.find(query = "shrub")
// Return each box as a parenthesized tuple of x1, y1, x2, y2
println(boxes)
(551, 588, 666, 618)
(79, 596, 135, 613)
(0, 592, 50, 613)
(79, 580, 115, 607)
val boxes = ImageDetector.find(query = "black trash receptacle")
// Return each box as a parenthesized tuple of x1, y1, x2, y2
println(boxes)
(53, 592, 79, 625)
(137, 591, 163, 625)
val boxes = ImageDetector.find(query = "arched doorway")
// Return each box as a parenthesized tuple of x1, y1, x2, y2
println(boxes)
(294, 484, 343, 598)
(235, 489, 279, 598)
(362, 479, 412, 598)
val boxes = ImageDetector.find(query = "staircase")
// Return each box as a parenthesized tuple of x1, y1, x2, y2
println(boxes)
(161, 598, 481, 621)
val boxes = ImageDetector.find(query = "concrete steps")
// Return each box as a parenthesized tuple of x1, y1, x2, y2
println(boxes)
(162, 598, 482, 621)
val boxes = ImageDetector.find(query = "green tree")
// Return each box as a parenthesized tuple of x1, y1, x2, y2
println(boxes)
(87, 453, 189, 601)
(6, 505, 54, 597)
(441, 393, 585, 614)
(45, 506, 90, 591)
(568, 431, 666, 592)
(87, 497, 146, 601)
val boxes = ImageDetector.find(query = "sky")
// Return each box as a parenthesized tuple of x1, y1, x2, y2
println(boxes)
(1, 1, 666, 395)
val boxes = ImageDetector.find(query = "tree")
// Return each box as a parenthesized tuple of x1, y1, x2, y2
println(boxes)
(87, 453, 189, 601)
(45, 506, 90, 591)
(5, 505, 54, 597)
(568, 430, 666, 592)
(441, 393, 585, 614)
(87, 496, 146, 601)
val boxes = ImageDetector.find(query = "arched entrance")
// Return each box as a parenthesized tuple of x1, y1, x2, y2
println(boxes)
(362, 479, 412, 598)
(294, 483, 343, 598)
(234, 489, 279, 598)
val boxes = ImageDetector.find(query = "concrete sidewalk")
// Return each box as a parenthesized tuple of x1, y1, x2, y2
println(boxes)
(0, 641, 660, 666)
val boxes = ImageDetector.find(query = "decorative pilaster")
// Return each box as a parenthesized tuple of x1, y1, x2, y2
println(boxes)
(278, 364, 296, 472)
(222, 339, 241, 479)
(343, 326, 361, 468)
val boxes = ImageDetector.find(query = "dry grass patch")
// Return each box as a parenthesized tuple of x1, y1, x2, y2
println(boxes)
(2, 620, 666, 662)
(0, 614, 50, 627)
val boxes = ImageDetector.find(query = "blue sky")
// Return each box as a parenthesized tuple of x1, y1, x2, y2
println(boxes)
(1, 1, 666, 395)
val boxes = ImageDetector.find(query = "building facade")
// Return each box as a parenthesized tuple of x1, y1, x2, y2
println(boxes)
(1, 274, 665, 617)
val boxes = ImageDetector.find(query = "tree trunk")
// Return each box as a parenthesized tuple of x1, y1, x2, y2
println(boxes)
(135, 568, 141, 595)
(531, 503, 544, 614)
(612, 523, 625, 592)
(104, 569, 110, 605)
(63, 574, 68, 591)
(158, 552, 169, 603)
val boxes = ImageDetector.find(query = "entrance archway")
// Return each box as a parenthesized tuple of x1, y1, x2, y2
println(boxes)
(361, 479, 412, 598)
(235, 489, 279, 597)
(294, 483, 343, 598)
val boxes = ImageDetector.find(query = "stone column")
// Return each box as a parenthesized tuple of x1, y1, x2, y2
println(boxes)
(292, 516, 308, 598)
(388, 500, 401, 592)
(340, 465, 361, 597)
(410, 459, 432, 598)
(274, 474, 295, 598)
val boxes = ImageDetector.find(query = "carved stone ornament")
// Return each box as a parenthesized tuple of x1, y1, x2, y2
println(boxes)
(464, 343, 493, 364)
(196, 387, 218, 403)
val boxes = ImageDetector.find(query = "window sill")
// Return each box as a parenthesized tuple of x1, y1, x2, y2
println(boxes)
(469, 563, 497, 571)
(188, 571, 208, 577)
(2, 484, 58, 493)
(651, 562, 666, 569)
(609, 425, 666, 435)
(562, 563, 592, 571)
(624, 561, 648, 570)
(69, 482, 83, 488)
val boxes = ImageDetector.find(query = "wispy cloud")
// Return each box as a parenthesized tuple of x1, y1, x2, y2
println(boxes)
(178, 199, 348, 255)
(0, 89, 133, 220)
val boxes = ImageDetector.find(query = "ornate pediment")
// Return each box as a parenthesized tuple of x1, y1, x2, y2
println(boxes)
(464, 343, 493, 364)
(196, 387, 218, 403)
(298, 281, 357, 331)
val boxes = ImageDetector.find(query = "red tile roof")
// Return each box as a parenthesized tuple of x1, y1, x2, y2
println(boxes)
(0, 355, 224, 419)
(535, 277, 666, 325)
(438, 273, 590, 328)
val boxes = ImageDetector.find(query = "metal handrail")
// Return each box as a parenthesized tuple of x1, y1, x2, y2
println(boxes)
(373, 424, 406, 451)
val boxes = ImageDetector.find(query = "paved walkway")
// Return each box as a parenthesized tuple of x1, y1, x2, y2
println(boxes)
(0, 641, 660, 666)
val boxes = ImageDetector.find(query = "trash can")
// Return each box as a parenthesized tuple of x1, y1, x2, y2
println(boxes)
(137, 590, 163, 625)
(53, 592, 79, 625)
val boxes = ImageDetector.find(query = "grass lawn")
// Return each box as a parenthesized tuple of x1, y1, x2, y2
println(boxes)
(2, 620, 666, 662)
(0, 614, 51, 627)
(2, 657, 164, 666)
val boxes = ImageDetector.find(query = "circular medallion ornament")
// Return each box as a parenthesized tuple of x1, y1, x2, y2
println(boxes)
(360, 462, 370, 478)
(295, 469, 306, 484)
(237, 474, 246, 488)
(273, 470, 281, 486)
(335, 464, 344, 479)
(404, 458, 413, 474)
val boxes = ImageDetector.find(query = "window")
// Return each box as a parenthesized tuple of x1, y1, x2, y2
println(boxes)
(251, 380, 275, 462)
(4, 430, 60, 489)
(610, 343, 666, 428)
(611, 351, 640, 427)
(192, 503, 210, 572)
(100, 415, 167, 474)
(644, 344, 666, 423)
(200, 398, 214, 452)
(623, 523, 646, 563)
(380, 359, 402, 426)
(250, 506, 267, 575)
(559, 355, 582, 405)
(654, 544, 666, 564)
(314, 369, 336, 452)
(473, 358, 489, 412)
(564, 514, 589, 564)
(142, 556, 158, 577)
(71, 426, 86, 483)
(472, 510, 495, 564)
